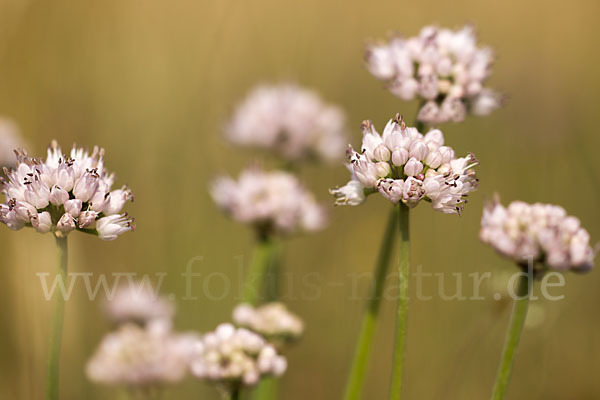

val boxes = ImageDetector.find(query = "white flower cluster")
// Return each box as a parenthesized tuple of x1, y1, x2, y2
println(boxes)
(226, 84, 348, 162)
(480, 198, 595, 272)
(233, 302, 304, 342)
(0, 118, 23, 167)
(104, 283, 175, 326)
(190, 323, 287, 388)
(330, 115, 479, 214)
(366, 25, 501, 124)
(211, 167, 327, 235)
(86, 321, 197, 386)
(0, 141, 134, 240)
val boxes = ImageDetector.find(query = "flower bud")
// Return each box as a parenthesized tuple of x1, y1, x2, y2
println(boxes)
(375, 162, 391, 178)
(404, 157, 423, 177)
(409, 140, 429, 161)
(392, 148, 409, 166)
(56, 213, 76, 234)
(64, 199, 82, 217)
(49, 185, 69, 206)
(73, 171, 99, 202)
(425, 151, 443, 169)
(78, 210, 98, 229)
(372, 144, 391, 162)
(31, 212, 52, 233)
(424, 129, 444, 147)
(438, 146, 455, 164)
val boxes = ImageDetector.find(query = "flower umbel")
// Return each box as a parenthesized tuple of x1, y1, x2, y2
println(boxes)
(86, 321, 195, 386)
(366, 25, 502, 124)
(103, 282, 175, 326)
(190, 323, 287, 390)
(233, 302, 304, 344)
(330, 114, 479, 214)
(0, 141, 134, 239)
(211, 167, 327, 236)
(480, 197, 596, 273)
(226, 83, 348, 162)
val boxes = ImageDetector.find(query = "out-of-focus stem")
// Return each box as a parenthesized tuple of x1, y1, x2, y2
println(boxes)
(343, 206, 400, 400)
(46, 235, 68, 400)
(490, 273, 532, 400)
(388, 203, 410, 400)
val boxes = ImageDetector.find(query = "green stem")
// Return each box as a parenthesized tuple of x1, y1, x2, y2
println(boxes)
(252, 378, 278, 400)
(388, 203, 410, 400)
(243, 236, 277, 305)
(490, 273, 532, 400)
(226, 388, 240, 400)
(343, 206, 400, 400)
(46, 235, 68, 400)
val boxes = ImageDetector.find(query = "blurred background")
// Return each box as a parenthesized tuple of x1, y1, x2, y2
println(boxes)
(0, 0, 599, 398)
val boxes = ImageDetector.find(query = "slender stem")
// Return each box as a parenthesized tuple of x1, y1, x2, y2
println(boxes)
(252, 377, 278, 400)
(230, 388, 240, 400)
(388, 203, 410, 400)
(243, 236, 277, 305)
(490, 273, 532, 400)
(343, 206, 400, 400)
(46, 235, 68, 400)
(264, 240, 283, 302)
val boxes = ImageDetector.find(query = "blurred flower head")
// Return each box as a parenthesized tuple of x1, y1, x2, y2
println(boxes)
(0, 140, 134, 239)
(480, 197, 596, 273)
(211, 166, 327, 236)
(366, 25, 502, 124)
(190, 323, 287, 390)
(226, 83, 348, 163)
(233, 302, 304, 345)
(104, 281, 175, 326)
(86, 321, 195, 387)
(330, 114, 479, 214)
(0, 118, 23, 168)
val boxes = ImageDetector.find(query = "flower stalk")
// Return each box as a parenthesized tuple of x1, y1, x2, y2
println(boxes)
(243, 236, 279, 305)
(388, 202, 410, 400)
(46, 234, 68, 400)
(344, 206, 399, 400)
(490, 272, 532, 400)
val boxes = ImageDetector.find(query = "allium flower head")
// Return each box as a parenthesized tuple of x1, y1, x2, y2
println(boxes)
(190, 323, 287, 389)
(366, 25, 502, 124)
(233, 302, 304, 344)
(480, 197, 596, 273)
(0, 140, 134, 239)
(0, 118, 23, 168)
(211, 167, 327, 236)
(330, 114, 479, 214)
(86, 321, 194, 386)
(104, 282, 175, 326)
(226, 84, 348, 162)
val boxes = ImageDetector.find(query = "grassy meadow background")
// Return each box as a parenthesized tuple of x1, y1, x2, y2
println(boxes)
(0, 0, 599, 398)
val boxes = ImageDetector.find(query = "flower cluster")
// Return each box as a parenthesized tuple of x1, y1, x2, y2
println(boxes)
(211, 167, 327, 235)
(86, 321, 197, 386)
(190, 323, 287, 389)
(226, 83, 348, 162)
(0, 141, 134, 239)
(480, 198, 595, 273)
(104, 282, 175, 326)
(0, 118, 23, 167)
(366, 25, 501, 124)
(233, 302, 304, 343)
(331, 114, 479, 214)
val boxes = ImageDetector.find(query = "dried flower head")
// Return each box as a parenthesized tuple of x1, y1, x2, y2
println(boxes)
(86, 321, 194, 387)
(366, 25, 502, 124)
(330, 114, 479, 214)
(226, 84, 348, 162)
(480, 197, 595, 273)
(190, 323, 287, 390)
(104, 282, 175, 326)
(0, 140, 134, 239)
(211, 167, 327, 236)
(0, 118, 23, 168)
(233, 303, 304, 344)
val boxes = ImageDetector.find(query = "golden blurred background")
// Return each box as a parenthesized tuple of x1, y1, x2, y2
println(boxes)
(0, 0, 599, 398)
